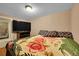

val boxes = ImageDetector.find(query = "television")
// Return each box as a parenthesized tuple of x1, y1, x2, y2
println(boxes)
(12, 20, 31, 32)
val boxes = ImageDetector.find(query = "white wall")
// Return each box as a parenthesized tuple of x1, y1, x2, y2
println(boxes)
(71, 4, 79, 43)
(30, 10, 71, 35)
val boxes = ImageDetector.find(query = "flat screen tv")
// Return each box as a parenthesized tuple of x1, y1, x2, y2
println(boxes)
(12, 20, 31, 32)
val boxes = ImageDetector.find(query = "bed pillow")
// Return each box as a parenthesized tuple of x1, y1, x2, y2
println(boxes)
(38, 30, 58, 37)
(57, 31, 73, 39)
(46, 31, 58, 37)
(38, 30, 48, 36)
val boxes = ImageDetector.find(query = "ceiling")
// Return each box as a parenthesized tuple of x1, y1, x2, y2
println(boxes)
(0, 3, 73, 20)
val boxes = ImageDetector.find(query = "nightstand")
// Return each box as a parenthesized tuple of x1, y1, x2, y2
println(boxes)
(0, 48, 6, 56)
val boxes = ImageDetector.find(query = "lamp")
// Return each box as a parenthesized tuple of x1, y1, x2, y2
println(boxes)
(25, 5, 32, 12)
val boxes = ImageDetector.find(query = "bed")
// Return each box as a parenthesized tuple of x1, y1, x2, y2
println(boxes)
(6, 31, 79, 56)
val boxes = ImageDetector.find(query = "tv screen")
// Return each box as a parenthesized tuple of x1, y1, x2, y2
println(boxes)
(12, 20, 31, 32)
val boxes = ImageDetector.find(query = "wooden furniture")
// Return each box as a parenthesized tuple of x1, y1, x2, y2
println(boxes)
(15, 31, 30, 39)
(0, 48, 6, 56)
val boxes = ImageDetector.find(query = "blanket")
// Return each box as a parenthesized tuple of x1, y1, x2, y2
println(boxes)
(13, 35, 79, 56)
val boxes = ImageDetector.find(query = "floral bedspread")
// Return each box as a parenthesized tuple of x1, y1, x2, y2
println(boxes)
(14, 35, 79, 56)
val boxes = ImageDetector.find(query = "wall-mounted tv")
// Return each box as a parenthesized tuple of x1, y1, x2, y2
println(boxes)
(12, 20, 31, 32)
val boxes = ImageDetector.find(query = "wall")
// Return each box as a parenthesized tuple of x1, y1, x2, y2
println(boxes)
(71, 4, 79, 43)
(30, 10, 71, 35)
